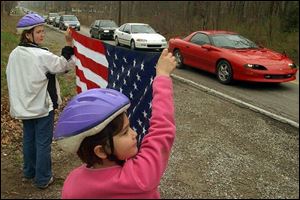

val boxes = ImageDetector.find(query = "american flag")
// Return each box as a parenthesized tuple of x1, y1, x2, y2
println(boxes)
(70, 29, 161, 144)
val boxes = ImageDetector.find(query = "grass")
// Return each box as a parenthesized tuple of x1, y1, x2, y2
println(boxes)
(1, 15, 19, 94)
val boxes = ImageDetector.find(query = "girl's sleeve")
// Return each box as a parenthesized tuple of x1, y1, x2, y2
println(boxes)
(126, 75, 176, 191)
(40, 46, 76, 74)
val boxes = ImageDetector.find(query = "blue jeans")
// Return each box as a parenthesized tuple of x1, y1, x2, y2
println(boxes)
(22, 111, 54, 186)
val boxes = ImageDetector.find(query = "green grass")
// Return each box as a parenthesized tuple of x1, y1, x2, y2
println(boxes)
(1, 32, 19, 93)
(57, 70, 77, 97)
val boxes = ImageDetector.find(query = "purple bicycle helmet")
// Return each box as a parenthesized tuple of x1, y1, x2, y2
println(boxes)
(54, 88, 130, 153)
(16, 13, 45, 33)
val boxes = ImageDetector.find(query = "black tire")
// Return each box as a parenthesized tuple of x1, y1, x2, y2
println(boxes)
(216, 60, 233, 84)
(174, 49, 184, 69)
(130, 40, 136, 50)
(115, 37, 119, 46)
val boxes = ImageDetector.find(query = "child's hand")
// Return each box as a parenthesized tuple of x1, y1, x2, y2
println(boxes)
(65, 28, 73, 46)
(156, 49, 176, 77)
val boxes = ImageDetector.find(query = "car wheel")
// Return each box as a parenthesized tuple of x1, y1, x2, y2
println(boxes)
(174, 49, 184, 69)
(216, 60, 233, 84)
(115, 37, 119, 46)
(130, 40, 136, 50)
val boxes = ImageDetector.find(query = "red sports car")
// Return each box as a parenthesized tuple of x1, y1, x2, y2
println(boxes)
(168, 30, 298, 84)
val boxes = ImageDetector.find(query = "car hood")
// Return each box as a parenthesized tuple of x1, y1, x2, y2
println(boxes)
(132, 33, 165, 40)
(228, 48, 292, 68)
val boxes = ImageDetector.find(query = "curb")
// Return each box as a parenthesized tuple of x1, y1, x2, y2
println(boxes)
(171, 74, 299, 129)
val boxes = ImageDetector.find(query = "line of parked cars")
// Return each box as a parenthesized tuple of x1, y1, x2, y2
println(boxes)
(89, 20, 167, 51)
(46, 13, 80, 31)
(44, 12, 298, 84)
(89, 19, 298, 84)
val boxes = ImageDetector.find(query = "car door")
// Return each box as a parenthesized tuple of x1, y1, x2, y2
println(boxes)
(186, 33, 213, 71)
(90, 21, 95, 36)
(120, 24, 132, 46)
(95, 20, 101, 37)
(91, 20, 98, 37)
(59, 16, 63, 29)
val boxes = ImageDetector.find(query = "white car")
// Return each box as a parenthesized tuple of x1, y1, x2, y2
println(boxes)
(114, 23, 167, 50)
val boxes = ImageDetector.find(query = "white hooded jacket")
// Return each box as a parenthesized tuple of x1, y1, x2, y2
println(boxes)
(6, 44, 76, 119)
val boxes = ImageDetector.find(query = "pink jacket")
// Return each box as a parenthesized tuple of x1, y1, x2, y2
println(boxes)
(62, 76, 176, 199)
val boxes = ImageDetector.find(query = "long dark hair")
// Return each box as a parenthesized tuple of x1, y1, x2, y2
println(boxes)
(77, 112, 125, 168)
(20, 28, 34, 44)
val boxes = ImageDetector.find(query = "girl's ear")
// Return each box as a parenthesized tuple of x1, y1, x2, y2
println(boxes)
(94, 145, 108, 159)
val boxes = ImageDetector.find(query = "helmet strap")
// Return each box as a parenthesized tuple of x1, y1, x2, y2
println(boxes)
(32, 32, 35, 44)
(107, 132, 125, 166)
(31, 32, 38, 45)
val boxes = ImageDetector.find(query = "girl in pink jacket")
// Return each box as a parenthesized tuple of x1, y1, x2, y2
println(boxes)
(54, 49, 176, 198)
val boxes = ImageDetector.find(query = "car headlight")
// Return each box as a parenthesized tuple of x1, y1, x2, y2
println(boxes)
(288, 63, 298, 69)
(244, 64, 267, 70)
(77, 23, 80, 26)
(136, 39, 147, 42)
(161, 39, 166, 42)
(64, 23, 69, 26)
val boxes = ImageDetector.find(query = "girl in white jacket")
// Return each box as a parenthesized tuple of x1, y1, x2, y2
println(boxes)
(6, 13, 75, 189)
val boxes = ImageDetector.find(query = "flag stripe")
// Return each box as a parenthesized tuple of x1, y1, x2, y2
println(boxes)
(75, 60, 107, 89)
(71, 29, 106, 55)
(76, 75, 87, 93)
(76, 67, 98, 90)
(74, 47, 109, 81)
(73, 40, 109, 68)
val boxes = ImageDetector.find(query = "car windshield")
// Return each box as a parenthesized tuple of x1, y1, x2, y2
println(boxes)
(131, 25, 156, 34)
(101, 21, 117, 27)
(211, 34, 258, 49)
(63, 16, 78, 21)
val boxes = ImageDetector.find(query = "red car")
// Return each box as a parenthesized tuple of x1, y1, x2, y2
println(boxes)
(168, 30, 298, 84)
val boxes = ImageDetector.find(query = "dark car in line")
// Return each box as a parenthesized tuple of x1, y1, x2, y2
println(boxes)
(47, 12, 59, 24)
(90, 20, 118, 40)
(59, 15, 80, 31)
(53, 15, 60, 27)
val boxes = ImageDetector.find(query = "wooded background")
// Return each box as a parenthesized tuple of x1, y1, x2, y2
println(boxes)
(2, 1, 299, 63)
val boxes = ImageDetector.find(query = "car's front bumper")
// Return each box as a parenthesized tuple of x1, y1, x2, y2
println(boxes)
(68, 25, 80, 29)
(100, 31, 115, 38)
(135, 41, 167, 49)
(235, 68, 298, 83)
